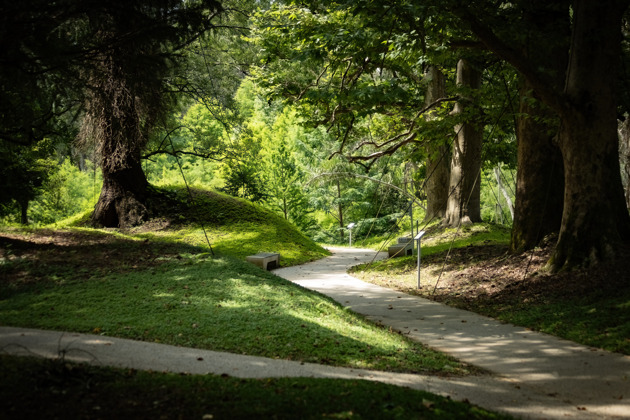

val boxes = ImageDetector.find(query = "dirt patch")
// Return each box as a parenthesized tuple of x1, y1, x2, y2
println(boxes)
(358, 238, 630, 315)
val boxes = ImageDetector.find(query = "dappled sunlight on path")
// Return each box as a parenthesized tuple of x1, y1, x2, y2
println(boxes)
(274, 247, 630, 419)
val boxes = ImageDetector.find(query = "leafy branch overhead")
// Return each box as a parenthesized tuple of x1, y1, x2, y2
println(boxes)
(248, 4, 491, 166)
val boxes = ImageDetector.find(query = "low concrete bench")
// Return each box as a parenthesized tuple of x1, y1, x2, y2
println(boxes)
(388, 237, 413, 258)
(246, 252, 280, 270)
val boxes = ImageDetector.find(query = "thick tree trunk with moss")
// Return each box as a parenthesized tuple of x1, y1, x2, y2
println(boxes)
(423, 66, 450, 221)
(444, 59, 483, 226)
(548, 1, 630, 270)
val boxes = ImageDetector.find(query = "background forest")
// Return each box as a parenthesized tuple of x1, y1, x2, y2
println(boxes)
(1, 0, 630, 270)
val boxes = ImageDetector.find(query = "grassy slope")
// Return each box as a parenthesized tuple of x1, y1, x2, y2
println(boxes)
(0, 244, 465, 373)
(139, 186, 329, 266)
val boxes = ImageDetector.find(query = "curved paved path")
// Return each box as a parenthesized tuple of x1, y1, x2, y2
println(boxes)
(2, 247, 629, 419)
(274, 247, 630, 419)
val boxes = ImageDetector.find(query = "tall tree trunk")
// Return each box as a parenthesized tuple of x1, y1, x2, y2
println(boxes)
(619, 118, 630, 209)
(511, 85, 565, 253)
(423, 66, 450, 221)
(444, 59, 483, 226)
(510, 1, 568, 253)
(549, 0, 630, 270)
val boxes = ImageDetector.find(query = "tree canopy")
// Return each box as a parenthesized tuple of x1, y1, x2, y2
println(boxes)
(2, 0, 630, 271)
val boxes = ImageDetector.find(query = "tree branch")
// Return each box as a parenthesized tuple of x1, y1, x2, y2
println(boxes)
(344, 96, 457, 156)
(142, 148, 227, 162)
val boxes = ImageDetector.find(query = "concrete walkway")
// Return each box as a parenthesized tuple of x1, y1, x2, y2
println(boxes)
(274, 247, 630, 419)
(1, 247, 629, 419)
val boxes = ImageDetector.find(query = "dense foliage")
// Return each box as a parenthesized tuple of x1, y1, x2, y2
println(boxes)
(3, 0, 629, 269)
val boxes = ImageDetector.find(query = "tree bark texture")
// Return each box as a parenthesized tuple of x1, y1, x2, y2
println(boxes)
(93, 165, 148, 228)
(87, 50, 150, 228)
(549, 0, 630, 270)
(494, 165, 514, 221)
(444, 59, 483, 226)
(510, 1, 567, 253)
(510, 90, 564, 252)
(423, 66, 451, 221)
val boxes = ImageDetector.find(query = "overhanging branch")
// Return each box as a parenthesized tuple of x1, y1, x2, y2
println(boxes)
(329, 96, 457, 163)
(451, 6, 568, 116)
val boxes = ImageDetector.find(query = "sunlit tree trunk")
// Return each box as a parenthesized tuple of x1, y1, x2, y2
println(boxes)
(618, 118, 630, 209)
(444, 59, 483, 226)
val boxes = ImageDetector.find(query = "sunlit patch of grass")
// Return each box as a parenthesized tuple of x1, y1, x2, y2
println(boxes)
(494, 293, 630, 355)
(351, 223, 510, 290)
(0, 254, 473, 375)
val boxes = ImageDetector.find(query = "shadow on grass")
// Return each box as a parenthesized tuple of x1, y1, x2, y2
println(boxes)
(0, 355, 506, 420)
(0, 230, 206, 287)
(0, 254, 460, 374)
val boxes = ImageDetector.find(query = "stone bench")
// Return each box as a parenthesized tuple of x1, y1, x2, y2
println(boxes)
(246, 252, 280, 270)
(388, 237, 413, 258)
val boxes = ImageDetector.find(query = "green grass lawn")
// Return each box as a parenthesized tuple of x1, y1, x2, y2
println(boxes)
(0, 187, 510, 418)
(0, 250, 467, 374)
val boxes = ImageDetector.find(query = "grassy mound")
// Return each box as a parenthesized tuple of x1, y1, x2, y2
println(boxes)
(70, 185, 329, 266)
